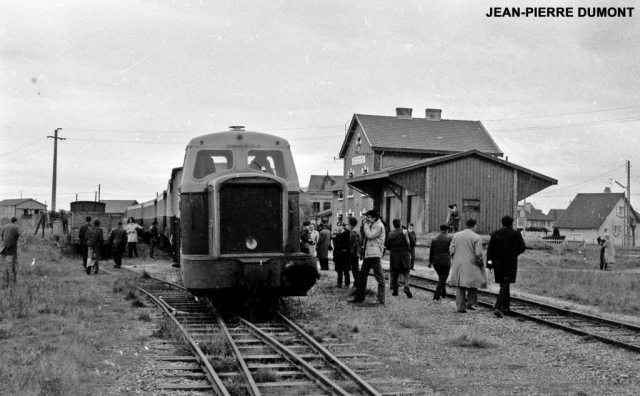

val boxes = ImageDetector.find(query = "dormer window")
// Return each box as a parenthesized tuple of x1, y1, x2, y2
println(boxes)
(348, 168, 354, 177)
(338, 191, 344, 200)
(362, 165, 369, 174)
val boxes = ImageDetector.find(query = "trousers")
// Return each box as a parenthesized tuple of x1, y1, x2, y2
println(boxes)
(456, 287, 478, 312)
(354, 257, 385, 303)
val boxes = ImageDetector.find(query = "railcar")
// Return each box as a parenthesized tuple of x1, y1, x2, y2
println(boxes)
(180, 126, 318, 297)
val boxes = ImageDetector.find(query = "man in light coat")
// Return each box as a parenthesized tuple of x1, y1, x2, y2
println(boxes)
(487, 215, 526, 317)
(351, 210, 386, 305)
(449, 218, 486, 313)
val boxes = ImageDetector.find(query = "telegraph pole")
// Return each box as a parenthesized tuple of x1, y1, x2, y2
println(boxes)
(627, 160, 631, 246)
(47, 128, 65, 212)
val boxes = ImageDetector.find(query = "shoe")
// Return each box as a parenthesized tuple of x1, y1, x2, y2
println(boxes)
(171, 263, 180, 268)
(114, 265, 117, 268)
(404, 289, 413, 298)
(467, 306, 477, 311)
(493, 309, 504, 318)
(376, 300, 385, 305)
(433, 297, 441, 302)
(392, 290, 398, 296)
(457, 310, 466, 313)
(348, 299, 364, 303)
(86, 267, 91, 275)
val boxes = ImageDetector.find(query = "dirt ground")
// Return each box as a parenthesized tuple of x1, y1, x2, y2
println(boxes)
(3, 243, 640, 395)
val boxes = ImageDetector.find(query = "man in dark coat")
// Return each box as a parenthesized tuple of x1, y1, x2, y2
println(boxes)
(109, 221, 128, 268)
(1, 217, 20, 283)
(332, 221, 351, 287)
(386, 219, 413, 298)
(487, 215, 526, 318)
(316, 224, 331, 271)
(78, 216, 92, 268)
(86, 219, 104, 275)
(300, 221, 313, 254)
(348, 217, 361, 290)
(429, 224, 451, 301)
(408, 223, 417, 270)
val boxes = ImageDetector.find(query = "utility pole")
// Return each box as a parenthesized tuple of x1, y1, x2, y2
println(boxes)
(47, 128, 65, 212)
(627, 160, 631, 246)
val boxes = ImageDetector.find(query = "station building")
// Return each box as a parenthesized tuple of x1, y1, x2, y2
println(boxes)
(334, 107, 557, 235)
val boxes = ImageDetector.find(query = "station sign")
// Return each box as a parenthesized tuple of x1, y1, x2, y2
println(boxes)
(351, 155, 366, 165)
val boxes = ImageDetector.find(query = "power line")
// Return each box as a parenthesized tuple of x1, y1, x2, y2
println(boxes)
(532, 166, 624, 197)
(483, 105, 640, 122)
(492, 115, 640, 132)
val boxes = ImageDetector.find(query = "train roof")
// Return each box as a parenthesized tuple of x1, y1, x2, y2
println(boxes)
(186, 130, 291, 149)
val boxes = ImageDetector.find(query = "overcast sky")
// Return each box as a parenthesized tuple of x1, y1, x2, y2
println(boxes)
(1, 0, 639, 213)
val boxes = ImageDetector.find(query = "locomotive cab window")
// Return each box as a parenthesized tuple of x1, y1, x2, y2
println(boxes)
(247, 150, 287, 178)
(193, 150, 234, 179)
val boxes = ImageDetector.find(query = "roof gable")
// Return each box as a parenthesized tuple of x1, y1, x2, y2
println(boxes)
(554, 193, 626, 229)
(0, 199, 29, 206)
(307, 175, 344, 192)
(339, 113, 503, 158)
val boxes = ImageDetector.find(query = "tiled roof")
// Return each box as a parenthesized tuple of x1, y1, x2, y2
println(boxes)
(547, 209, 565, 220)
(340, 114, 503, 158)
(307, 175, 344, 192)
(0, 199, 29, 206)
(554, 193, 626, 229)
(99, 200, 138, 214)
(525, 206, 551, 221)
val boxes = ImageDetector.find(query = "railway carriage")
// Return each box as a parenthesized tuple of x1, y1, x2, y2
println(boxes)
(180, 127, 318, 297)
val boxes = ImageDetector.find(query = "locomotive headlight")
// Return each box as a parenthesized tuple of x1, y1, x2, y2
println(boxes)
(245, 236, 258, 250)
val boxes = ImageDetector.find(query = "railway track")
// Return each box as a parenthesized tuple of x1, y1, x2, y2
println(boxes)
(396, 269, 640, 353)
(135, 274, 423, 395)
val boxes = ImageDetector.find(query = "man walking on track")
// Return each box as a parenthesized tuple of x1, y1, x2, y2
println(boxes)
(487, 215, 526, 318)
(449, 218, 486, 313)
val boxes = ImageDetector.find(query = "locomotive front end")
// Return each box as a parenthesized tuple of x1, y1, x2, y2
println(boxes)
(180, 129, 318, 298)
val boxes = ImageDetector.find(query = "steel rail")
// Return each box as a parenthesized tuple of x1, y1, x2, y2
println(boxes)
(277, 312, 383, 396)
(202, 299, 262, 396)
(236, 316, 353, 396)
(400, 270, 640, 353)
(135, 285, 231, 396)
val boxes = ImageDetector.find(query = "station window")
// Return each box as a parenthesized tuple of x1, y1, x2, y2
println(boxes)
(193, 150, 234, 179)
(347, 188, 354, 198)
(312, 202, 320, 212)
(247, 150, 287, 178)
(617, 206, 624, 217)
(338, 191, 344, 200)
(323, 202, 331, 210)
(463, 199, 481, 212)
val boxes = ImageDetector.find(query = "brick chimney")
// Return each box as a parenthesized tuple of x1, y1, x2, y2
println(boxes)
(395, 108, 413, 119)
(425, 108, 442, 121)
(604, 187, 611, 193)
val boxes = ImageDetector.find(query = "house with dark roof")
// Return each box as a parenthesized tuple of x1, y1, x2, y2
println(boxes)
(301, 174, 343, 226)
(547, 208, 566, 228)
(554, 192, 639, 246)
(516, 202, 554, 231)
(336, 107, 556, 234)
(0, 198, 47, 221)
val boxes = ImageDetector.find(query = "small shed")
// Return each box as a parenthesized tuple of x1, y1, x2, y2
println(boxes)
(0, 198, 47, 220)
(347, 150, 557, 235)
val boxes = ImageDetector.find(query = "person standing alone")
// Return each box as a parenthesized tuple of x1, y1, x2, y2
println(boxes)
(1, 217, 20, 283)
(149, 220, 160, 259)
(109, 221, 127, 268)
(449, 218, 486, 313)
(486, 215, 526, 318)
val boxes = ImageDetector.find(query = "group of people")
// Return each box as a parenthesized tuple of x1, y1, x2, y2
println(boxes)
(302, 210, 418, 305)
(429, 215, 526, 318)
(77, 216, 154, 274)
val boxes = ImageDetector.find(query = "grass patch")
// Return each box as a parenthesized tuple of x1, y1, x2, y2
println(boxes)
(252, 368, 277, 382)
(208, 356, 238, 372)
(137, 311, 152, 322)
(449, 327, 495, 348)
(198, 333, 230, 356)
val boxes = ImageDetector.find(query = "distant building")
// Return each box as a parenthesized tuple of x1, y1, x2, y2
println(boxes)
(301, 174, 343, 226)
(554, 192, 639, 246)
(516, 202, 553, 231)
(547, 208, 566, 229)
(0, 198, 47, 221)
(337, 107, 556, 234)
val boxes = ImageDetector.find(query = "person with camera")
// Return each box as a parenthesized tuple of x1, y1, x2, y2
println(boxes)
(449, 218, 486, 312)
(350, 210, 386, 305)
